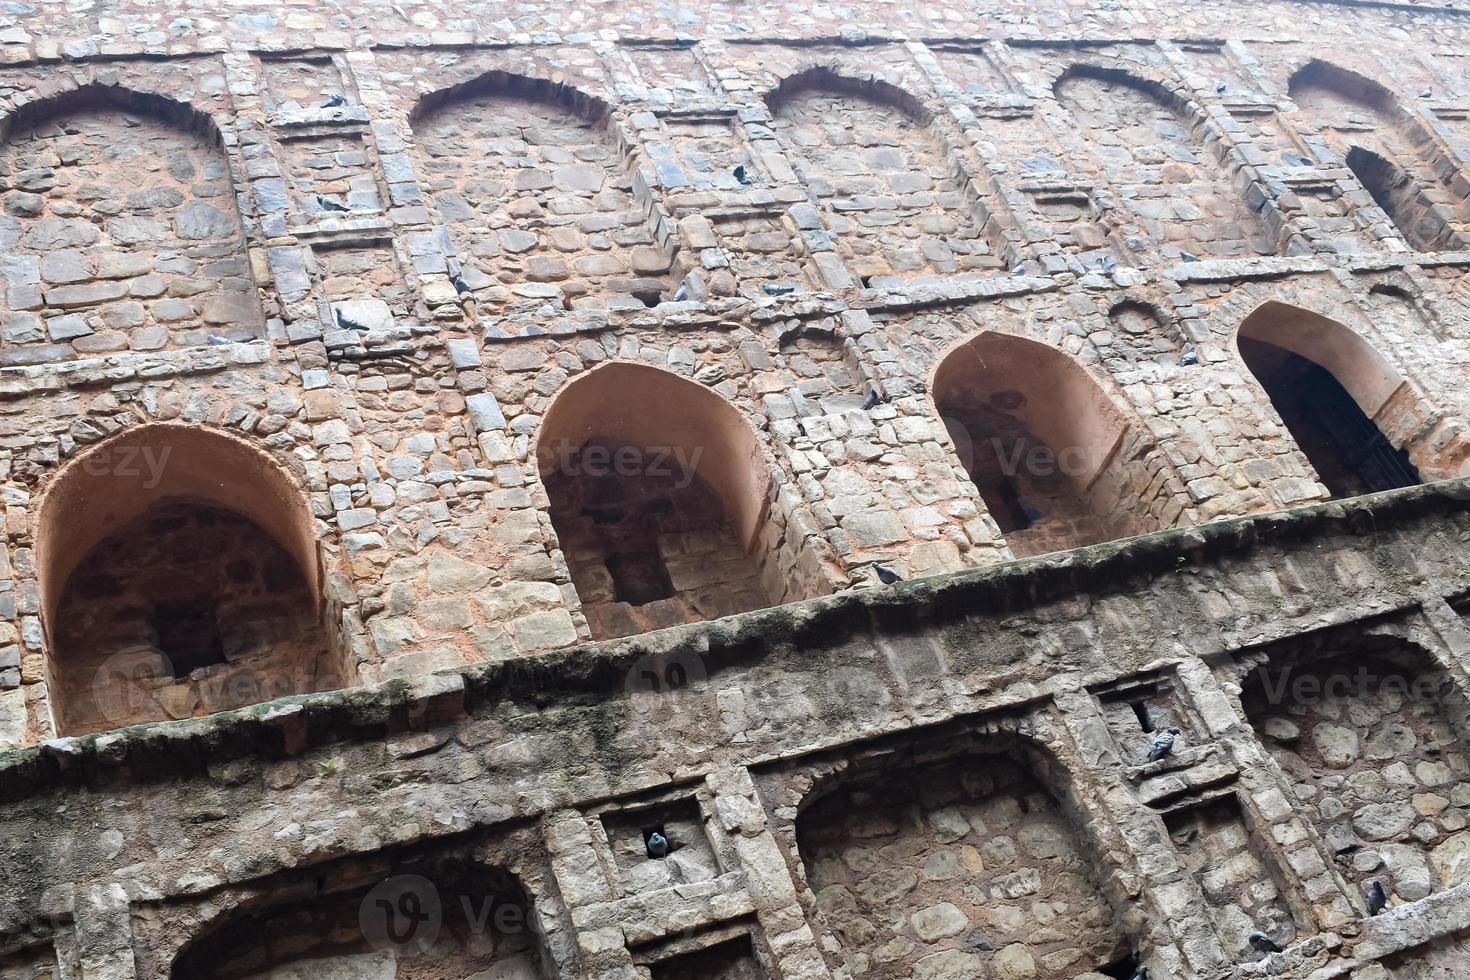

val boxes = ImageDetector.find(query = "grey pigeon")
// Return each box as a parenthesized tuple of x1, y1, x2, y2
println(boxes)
(1367, 880, 1388, 915)
(322, 94, 347, 108)
(1147, 727, 1181, 762)
(873, 563, 903, 585)
(1010, 260, 1027, 275)
(1248, 930, 1282, 954)
(672, 279, 690, 302)
(733, 165, 753, 185)
(762, 283, 796, 296)
(1131, 968, 1149, 980)
(1179, 250, 1199, 263)
(862, 389, 881, 411)
(1420, 87, 1434, 99)
(645, 831, 669, 858)
(1216, 81, 1228, 94)
(316, 195, 350, 212)
(451, 273, 472, 295)
(1179, 349, 1199, 366)
(334, 308, 369, 332)
(206, 335, 231, 345)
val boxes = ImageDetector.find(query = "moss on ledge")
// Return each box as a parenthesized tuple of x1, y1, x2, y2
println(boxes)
(3, 478, 1469, 801)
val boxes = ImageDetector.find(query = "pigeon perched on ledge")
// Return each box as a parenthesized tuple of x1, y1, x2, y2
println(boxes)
(1248, 930, 1282, 954)
(645, 831, 669, 859)
(322, 94, 347, 108)
(316, 195, 350, 213)
(1367, 880, 1388, 916)
(873, 563, 903, 585)
(862, 388, 881, 411)
(1147, 727, 1181, 762)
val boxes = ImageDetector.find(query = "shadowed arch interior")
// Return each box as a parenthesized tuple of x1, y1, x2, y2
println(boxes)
(36, 424, 346, 734)
(1236, 302, 1421, 497)
(933, 333, 1159, 557)
(537, 363, 783, 639)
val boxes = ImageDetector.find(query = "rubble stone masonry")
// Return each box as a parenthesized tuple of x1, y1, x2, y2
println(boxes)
(11, 0, 1470, 977)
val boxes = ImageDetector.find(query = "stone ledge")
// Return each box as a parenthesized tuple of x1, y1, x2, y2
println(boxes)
(1, 478, 1469, 800)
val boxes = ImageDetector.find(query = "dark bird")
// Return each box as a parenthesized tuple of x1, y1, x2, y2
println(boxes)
(1179, 250, 1199, 263)
(1247, 931, 1282, 955)
(1215, 81, 1228, 94)
(645, 831, 669, 858)
(322, 94, 348, 108)
(862, 388, 881, 411)
(762, 283, 796, 296)
(1131, 968, 1149, 980)
(1147, 727, 1181, 762)
(334, 308, 369, 332)
(733, 164, 754, 185)
(1021, 504, 1044, 524)
(1179, 348, 1199, 366)
(1420, 87, 1434, 99)
(672, 279, 691, 302)
(452, 273, 473, 295)
(316, 195, 350, 212)
(873, 563, 903, 585)
(1367, 880, 1388, 916)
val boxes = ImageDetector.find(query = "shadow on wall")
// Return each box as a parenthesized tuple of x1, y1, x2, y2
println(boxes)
(35, 423, 352, 735)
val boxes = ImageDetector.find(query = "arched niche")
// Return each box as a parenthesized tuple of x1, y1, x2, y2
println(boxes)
(764, 67, 996, 284)
(1288, 60, 1466, 252)
(1053, 65, 1271, 261)
(535, 362, 782, 639)
(34, 423, 346, 735)
(0, 83, 264, 361)
(170, 859, 548, 979)
(932, 332, 1159, 557)
(409, 71, 672, 312)
(1236, 302, 1424, 496)
(793, 732, 1142, 980)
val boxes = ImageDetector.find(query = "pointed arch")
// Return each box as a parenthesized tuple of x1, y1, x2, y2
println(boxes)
(1288, 60, 1467, 252)
(932, 332, 1177, 556)
(764, 66, 998, 284)
(0, 82, 263, 362)
(536, 362, 789, 639)
(409, 71, 672, 312)
(1235, 302, 1430, 496)
(1054, 64, 1271, 261)
(34, 423, 347, 734)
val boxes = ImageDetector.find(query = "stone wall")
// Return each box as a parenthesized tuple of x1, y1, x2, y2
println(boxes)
(8, 0, 1470, 978)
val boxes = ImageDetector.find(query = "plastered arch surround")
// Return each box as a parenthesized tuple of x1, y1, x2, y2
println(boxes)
(34, 423, 322, 646)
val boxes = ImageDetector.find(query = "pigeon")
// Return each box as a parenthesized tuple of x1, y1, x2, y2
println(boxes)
(322, 94, 348, 108)
(1247, 931, 1282, 954)
(316, 195, 350, 212)
(206, 335, 231, 345)
(1179, 250, 1199, 263)
(1367, 880, 1388, 916)
(733, 164, 754, 185)
(873, 563, 903, 585)
(862, 388, 881, 411)
(1179, 348, 1199, 366)
(1147, 727, 1181, 762)
(645, 831, 669, 858)
(1021, 504, 1044, 524)
(1216, 81, 1228, 94)
(672, 279, 691, 302)
(1010, 260, 1027, 275)
(1420, 87, 1434, 99)
(762, 283, 797, 296)
(334, 308, 369, 332)
(451, 273, 473, 295)
(1130, 968, 1149, 980)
